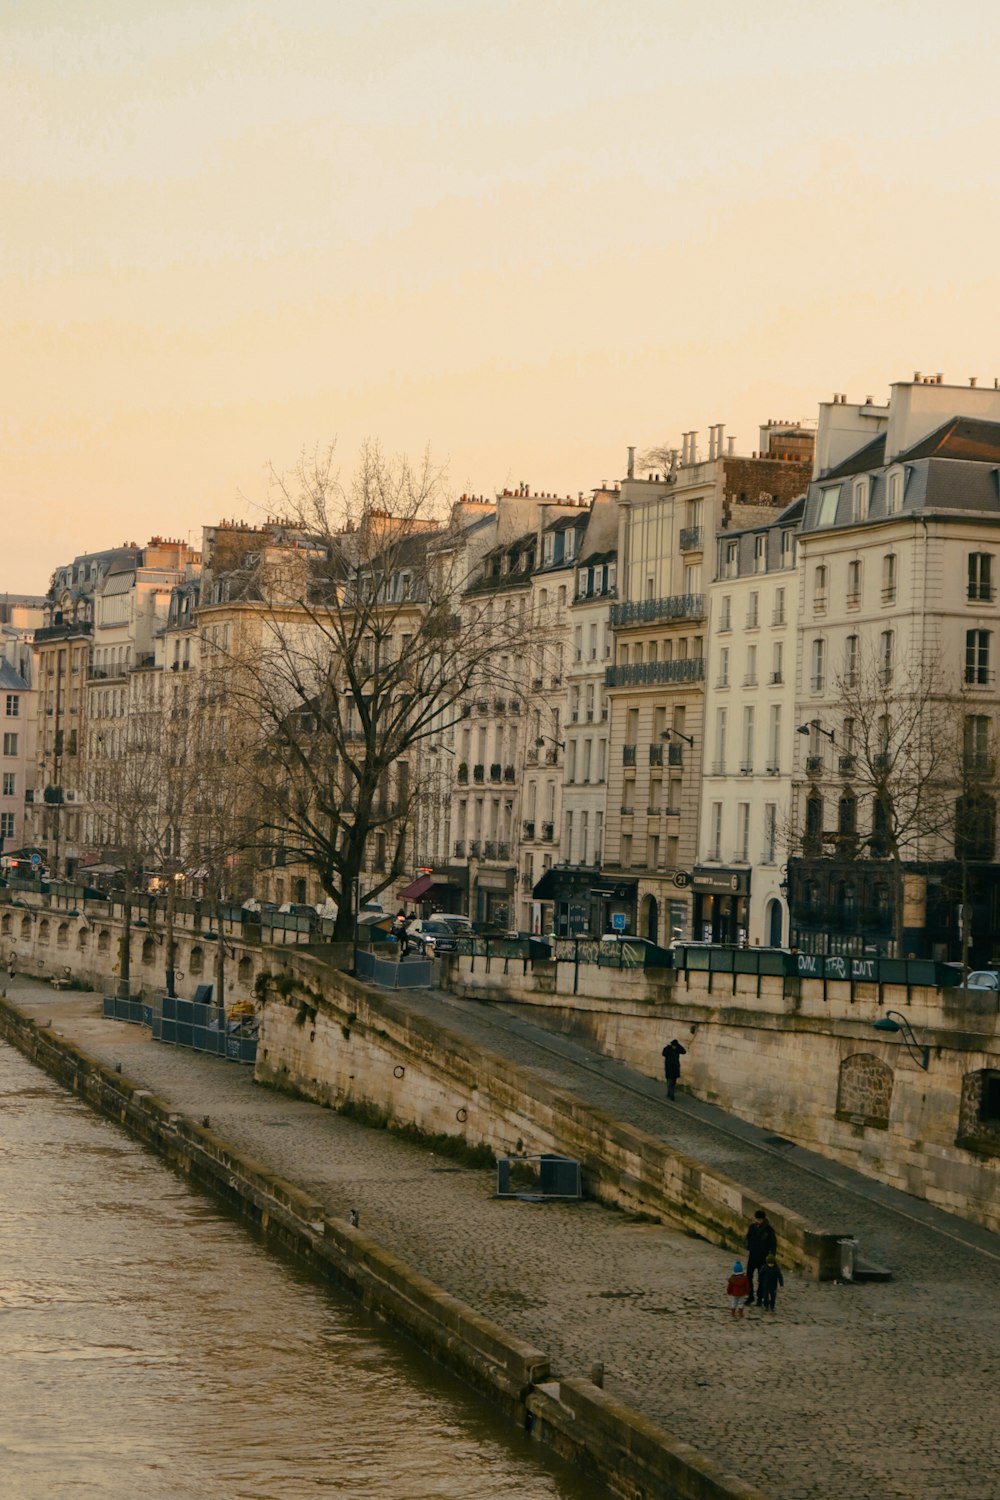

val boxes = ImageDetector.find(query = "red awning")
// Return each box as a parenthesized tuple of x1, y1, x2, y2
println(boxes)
(397, 873, 434, 901)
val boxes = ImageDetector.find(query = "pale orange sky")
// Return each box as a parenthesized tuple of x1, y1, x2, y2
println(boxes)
(4, 0, 1000, 592)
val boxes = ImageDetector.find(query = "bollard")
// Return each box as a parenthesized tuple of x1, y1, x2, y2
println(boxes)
(348, 1208, 359, 1228)
(589, 1362, 604, 1389)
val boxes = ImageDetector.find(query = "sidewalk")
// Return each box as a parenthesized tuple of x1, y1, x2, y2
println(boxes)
(7, 974, 999, 1500)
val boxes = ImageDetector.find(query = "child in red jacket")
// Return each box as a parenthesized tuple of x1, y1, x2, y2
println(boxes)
(727, 1260, 751, 1318)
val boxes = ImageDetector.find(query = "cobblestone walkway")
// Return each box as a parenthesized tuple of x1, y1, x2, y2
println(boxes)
(6, 977, 1000, 1500)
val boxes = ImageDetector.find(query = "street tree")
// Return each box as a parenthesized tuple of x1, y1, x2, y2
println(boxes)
(224, 441, 545, 943)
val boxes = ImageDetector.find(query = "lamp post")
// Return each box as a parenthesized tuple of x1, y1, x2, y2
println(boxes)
(796, 720, 835, 744)
(871, 1010, 930, 1069)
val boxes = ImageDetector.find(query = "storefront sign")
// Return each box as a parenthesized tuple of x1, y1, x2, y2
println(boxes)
(692, 867, 750, 896)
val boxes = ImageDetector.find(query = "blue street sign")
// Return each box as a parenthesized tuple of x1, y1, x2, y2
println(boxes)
(611, 912, 627, 931)
(30, 853, 41, 867)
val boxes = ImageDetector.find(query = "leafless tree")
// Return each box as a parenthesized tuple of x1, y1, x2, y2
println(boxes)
(224, 441, 544, 943)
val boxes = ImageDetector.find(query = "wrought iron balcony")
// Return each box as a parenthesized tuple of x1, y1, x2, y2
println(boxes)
(679, 525, 703, 552)
(609, 594, 704, 628)
(605, 658, 705, 689)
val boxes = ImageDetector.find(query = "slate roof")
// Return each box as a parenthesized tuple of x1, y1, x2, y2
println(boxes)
(897, 416, 1000, 464)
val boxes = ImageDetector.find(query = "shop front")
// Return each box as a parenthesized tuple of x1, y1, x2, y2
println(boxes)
(396, 868, 469, 917)
(692, 867, 751, 945)
(472, 867, 515, 931)
(531, 866, 637, 938)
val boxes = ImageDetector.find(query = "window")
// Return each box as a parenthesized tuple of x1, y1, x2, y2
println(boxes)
(2, 733, 17, 757)
(2, 772, 14, 796)
(754, 535, 766, 573)
(844, 635, 858, 686)
(969, 553, 994, 603)
(763, 803, 777, 863)
(780, 531, 794, 567)
(814, 565, 828, 613)
(710, 803, 722, 861)
(724, 541, 738, 578)
(771, 640, 783, 684)
(887, 469, 903, 514)
(714, 708, 727, 774)
(0, 813, 13, 839)
(964, 715, 991, 772)
(718, 647, 730, 688)
(747, 591, 759, 628)
(745, 644, 757, 686)
(852, 478, 869, 522)
(737, 803, 750, 861)
(882, 554, 897, 604)
(966, 630, 992, 685)
(955, 793, 996, 862)
(741, 707, 754, 772)
(879, 630, 894, 685)
(5, 694, 19, 717)
(817, 485, 841, 526)
(768, 705, 781, 770)
(843, 716, 856, 753)
(838, 792, 857, 836)
(810, 638, 826, 692)
(804, 793, 823, 854)
(719, 596, 732, 631)
(846, 560, 861, 607)
(773, 587, 786, 626)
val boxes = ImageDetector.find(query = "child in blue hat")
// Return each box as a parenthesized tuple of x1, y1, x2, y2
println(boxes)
(726, 1260, 751, 1318)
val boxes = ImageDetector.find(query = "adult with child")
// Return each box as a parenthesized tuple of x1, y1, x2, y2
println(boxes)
(745, 1207, 777, 1305)
(757, 1254, 784, 1312)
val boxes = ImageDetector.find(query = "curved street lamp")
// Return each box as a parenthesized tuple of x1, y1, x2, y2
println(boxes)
(871, 1010, 930, 1070)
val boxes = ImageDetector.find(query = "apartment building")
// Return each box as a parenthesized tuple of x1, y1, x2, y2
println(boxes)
(699, 500, 802, 946)
(605, 426, 813, 942)
(529, 490, 619, 936)
(31, 546, 142, 876)
(0, 595, 44, 861)
(790, 376, 1000, 962)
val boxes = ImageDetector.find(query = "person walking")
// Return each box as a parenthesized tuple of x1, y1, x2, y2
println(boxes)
(757, 1254, 784, 1312)
(661, 1038, 687, 1100)
(745, 1208, 777, 1305)
(7, 953, 15, 982)
(726, 1260, 750, 1319)
(393, 910, 411, 958)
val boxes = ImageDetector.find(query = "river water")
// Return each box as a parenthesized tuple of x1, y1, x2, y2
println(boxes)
(0, 1042, 604, 1500)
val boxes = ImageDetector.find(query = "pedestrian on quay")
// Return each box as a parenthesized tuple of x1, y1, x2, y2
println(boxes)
(757, 1254, 784, 1312)
(393, 910, 411, 958)
(726, 1260, 750, 1319)
(7, 953, 15, 982)
(745, 1208, 777, 1305)
(661, 1037, 687, 1100)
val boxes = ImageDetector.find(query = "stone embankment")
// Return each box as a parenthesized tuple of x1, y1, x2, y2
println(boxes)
(0, 987, 766, 1500)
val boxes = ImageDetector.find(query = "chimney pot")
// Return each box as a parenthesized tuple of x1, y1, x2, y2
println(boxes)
(914, 371, 921, 382)
(970, 377, 978, 387)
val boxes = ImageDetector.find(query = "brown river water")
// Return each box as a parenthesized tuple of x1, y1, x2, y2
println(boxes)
(0, 1042, 605, 1500)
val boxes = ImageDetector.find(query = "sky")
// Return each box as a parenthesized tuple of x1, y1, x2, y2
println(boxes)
(4, 0, 1000, 593)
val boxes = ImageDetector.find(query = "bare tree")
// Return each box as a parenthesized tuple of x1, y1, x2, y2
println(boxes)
(224, 442, 544, 942)
(816, 645, 958, 953)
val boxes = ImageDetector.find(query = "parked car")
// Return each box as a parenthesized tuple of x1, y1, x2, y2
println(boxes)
(433, 913, 473, 933)
(408, 919, 459, 956)
(964, 970, 1000, 990)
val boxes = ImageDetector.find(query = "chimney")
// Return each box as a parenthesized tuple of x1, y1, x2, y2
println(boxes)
(913, 371, 921, 382)
(716, 423, 725, 459)
(727, 435, 736, 457)
(970, 377, 978, 388)
(627, 445, 635, 479)
(689, 431, 699, 463)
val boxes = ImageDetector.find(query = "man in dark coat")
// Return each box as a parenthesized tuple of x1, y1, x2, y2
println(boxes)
(661, 1038, 687, 1100)
(745, 1208, 777, 1305)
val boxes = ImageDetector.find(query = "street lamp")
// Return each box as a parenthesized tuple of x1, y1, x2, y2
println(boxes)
(430, 744, 456, 756)
(796, 720, 835, 743)
(661, 729, 695, 746)
(871, 1010, 930, 1070)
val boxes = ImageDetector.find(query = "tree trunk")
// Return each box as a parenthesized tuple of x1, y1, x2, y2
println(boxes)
(213, 891, 226, 1012)
(164, 872, 177, 999)
(117, 871, 133, 1000)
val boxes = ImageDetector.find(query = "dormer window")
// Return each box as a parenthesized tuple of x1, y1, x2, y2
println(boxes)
(543, 534, 554, 564)
(886, 468, 903, 515)
(564, 531, 576, 561)
(816, 484, 841, 526)
(852, 478, 869, 522)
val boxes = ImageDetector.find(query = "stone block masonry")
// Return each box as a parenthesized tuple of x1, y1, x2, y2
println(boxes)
(255, 952, 848, 1277)
(0, 989, 769, 1500)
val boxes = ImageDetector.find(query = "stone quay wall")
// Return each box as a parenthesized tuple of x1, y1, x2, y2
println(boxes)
(254, 952, 848, 1278)
(447, 953, 1000, 1233)
(0, 992, 768, 1500)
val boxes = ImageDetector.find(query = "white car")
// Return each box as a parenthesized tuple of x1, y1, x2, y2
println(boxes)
(965, 970, 1000, 990)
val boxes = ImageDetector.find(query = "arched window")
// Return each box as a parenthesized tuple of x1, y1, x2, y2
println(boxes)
(142, 937, 156, 966)
(189, 946, 204, 976)
(0, 913, 10, 936)
(97, 928, 111, 954)
(57, 922, 69, 948)
(238, 955, 253, 985)
(20, 914, 31, 940)
(38, 919, 50, 946)
(804, 793, 823, 855)
(77, 926, 89, 950)
(838, 792, 857, 837)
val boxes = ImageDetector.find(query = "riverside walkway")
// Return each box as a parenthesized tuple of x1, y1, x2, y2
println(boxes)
(6, 973, 1000, 1500)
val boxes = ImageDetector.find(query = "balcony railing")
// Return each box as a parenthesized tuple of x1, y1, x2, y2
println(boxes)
(609, 594, 704, 628)
(623, 744, 637, 766)
(454, 840, 465, 857)
(489, 763, 502, 782)
(648, 743, 663, 766)
(473, 764, 485, 782)
(522, 820, 535, 839)
(605, 658, 705, 689)
(679, 525, 703, 551)
(541, 822, 554, 841)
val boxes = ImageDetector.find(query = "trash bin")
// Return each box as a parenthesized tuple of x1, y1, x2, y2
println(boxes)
(838, 1237, 858, 1281)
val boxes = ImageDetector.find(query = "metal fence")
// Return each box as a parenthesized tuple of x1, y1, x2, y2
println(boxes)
(354, 947, 432, 989)
(102, 992, 257, 1063)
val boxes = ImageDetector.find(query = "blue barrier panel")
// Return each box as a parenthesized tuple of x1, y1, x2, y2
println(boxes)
(160, 1018, 176, 1043)
(102, 996, 114, 1018)
(176, 1022, 193, 1047)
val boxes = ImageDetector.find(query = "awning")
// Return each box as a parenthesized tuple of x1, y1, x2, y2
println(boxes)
(532, 867, 638, 902)
(397, 873, 434, 901)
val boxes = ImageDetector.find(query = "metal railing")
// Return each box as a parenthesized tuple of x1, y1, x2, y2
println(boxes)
(610, 593, 704, 628)
(605, 658, 705, 689)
